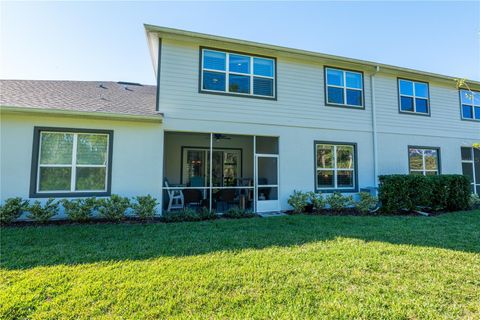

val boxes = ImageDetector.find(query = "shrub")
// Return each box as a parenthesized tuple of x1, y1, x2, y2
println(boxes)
(198, 207, 217, 220)
(28, 198, 59, 223)
(0, 197, 29, 224)
(379, 174, 471, 214)
(61, 197, 98, 222)
(132, 195, 158, 220)
(162, 207, 199, 222)
(470, 194, 480, 209)
(223, 207, 256, 219)
(97, 195, 130, 221)
(355, 192, 378, 214)
(307, 192, 326, 213)
(288, 190, 309, 214)
(326, 192, 353, 213)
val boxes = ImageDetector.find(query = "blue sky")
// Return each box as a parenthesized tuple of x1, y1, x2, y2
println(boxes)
(1, 1, 479, 85)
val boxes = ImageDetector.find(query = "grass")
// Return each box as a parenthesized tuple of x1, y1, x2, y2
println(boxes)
(1, 211, 479, 319)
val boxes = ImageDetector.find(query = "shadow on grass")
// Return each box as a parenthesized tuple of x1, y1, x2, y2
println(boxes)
(1, 210, 479, 270)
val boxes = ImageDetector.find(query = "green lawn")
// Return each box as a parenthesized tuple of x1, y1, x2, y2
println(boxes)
(1, 211, 480, 319)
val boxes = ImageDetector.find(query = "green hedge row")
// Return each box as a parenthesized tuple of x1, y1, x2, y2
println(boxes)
(378, 174, 471, 214)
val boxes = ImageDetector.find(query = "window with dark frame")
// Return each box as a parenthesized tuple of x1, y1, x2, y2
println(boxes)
(201, 48, 275, 98)
(315, 142, 356, 191)
(460, 89, 480, 121)
(398, 79, 430, 114)
(461, 147, 480, 194)
(408, 147, 439, 175)
(325, 67, 363, 108)
(31, 128, 112, 197)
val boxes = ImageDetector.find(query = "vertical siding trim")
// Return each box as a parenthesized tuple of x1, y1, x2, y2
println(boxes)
(156, 38, 162, 112)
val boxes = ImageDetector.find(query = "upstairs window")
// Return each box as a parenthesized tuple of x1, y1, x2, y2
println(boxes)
(325, 67, 364, 108)
(460, 89, 480, 121)
(408, 147, 440, 175)
(201, 48, 275, 98)
(398, 79, 430, 115)
(30, 127, 113, 197)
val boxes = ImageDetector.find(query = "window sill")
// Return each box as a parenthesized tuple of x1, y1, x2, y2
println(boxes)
(399, 110, 431, 117)
(199, 90, 277, 101)
(29, 191, 111, 198)
(325, 103, 365, 110)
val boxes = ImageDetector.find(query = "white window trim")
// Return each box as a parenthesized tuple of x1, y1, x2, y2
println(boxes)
(201, 49, 275, 98)
(460, 89, 480, 121)
(408, 148, 439, 176)
(36, 131, 109, 193)
(399, 79, 430, 114)
(325, 67, 364, 108)
(316, 144, 356, 190)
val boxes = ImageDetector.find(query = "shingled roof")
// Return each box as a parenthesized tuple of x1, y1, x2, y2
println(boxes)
(0, 80, 160, 118)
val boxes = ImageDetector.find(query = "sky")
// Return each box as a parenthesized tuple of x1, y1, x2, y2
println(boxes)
(1, 1, 479, 85)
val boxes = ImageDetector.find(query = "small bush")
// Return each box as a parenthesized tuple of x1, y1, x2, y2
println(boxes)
(97, 195, 130, 221)
(379, 174, 471, 214)
(223, 207, 256, 219)
(307, 192, 326, 213)
(469, 194, 480, 210)
(162, 207, 199, 222)
(132, 195, 158, 220)
(326, 192, 353, 213)
(61, 197, 98, 222)
(288, 190, 309, 214)
(0, 197, 29, 224)
(198, 207, 217, 220)
(28, 198, 59, 223)
(355, 192, 378, 214)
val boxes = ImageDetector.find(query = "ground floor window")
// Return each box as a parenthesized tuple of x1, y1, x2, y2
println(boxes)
(315, 141, 357, 192)
(461, 147, 480, 194)
(30, 127, 113, 197)
(408, 147, 440, 175)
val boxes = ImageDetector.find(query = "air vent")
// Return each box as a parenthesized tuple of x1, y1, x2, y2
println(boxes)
(117, 81, 143, 86)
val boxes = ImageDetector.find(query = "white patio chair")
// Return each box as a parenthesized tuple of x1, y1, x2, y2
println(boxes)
(164, 179, 184, 211)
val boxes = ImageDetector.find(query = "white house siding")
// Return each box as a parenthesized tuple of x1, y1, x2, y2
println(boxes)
(163, 117, 375, 211)
(156, 37, 479, 211)
(159, 38, 374, 133)
(0, 113, 164, 208)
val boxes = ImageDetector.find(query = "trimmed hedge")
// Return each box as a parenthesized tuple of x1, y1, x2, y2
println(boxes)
(379, 174, 471, 214)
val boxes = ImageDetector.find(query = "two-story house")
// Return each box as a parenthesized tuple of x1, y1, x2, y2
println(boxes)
(1, 25, 479, 215)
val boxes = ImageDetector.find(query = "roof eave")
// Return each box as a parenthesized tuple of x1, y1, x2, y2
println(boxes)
(0, 105, 163, 123)
(144, 24, 480, 88)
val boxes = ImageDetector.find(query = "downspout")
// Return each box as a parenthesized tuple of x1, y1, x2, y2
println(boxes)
(371, 66, 380, 188)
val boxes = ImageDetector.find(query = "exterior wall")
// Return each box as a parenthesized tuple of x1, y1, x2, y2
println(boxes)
(377, 133, 477, 176)
(156, 36, 480, 210)
(159, 38, 374, 133)
(162, 118, 375, 211)
(0, 113, 164, 212)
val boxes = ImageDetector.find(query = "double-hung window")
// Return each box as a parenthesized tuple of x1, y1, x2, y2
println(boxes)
(461, 147, 480, 194)
(30, 127, 113, 197)
(408, 147, 440, 175)
(201, 48, 275, 98)
(325, 67, 363, 108)
(315, 142, 357, 191)
(398, 79, 430, 115)
(460, 89, 480, 121)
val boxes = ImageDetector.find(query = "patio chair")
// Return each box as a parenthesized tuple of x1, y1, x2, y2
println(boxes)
(164, 179, 184, 211)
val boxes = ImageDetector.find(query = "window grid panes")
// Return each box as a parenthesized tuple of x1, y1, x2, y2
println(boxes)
(461, 147, 480, 194)
(37, 131, 109, 193)
(201, 49, 275, 98)
(460, 89, 480, 121)
(408, 147, 439, 175)
(325, 67, 363, 107)
(399, 79, 429, 114)
(316, 143, 355, 190)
